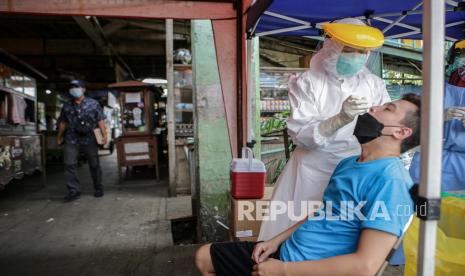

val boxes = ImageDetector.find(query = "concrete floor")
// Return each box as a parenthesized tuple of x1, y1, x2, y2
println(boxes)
(0, 153, 198, 276)
(0, 152, 404, 276)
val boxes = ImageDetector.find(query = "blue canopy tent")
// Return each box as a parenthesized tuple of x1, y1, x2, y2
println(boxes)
(247, 0, 465, 40)
(245, 1, 465, 275)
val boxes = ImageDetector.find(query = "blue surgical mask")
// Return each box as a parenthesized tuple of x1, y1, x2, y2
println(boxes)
(336, 52, 367, 77)
(446, 57, 465, 76)
(69, 87, 83, 98)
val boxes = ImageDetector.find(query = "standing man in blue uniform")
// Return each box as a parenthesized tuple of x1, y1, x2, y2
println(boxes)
(57, 80, 107, 202)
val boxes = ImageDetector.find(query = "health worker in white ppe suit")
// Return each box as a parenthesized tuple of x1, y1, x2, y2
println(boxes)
(258, 18, 391, 241)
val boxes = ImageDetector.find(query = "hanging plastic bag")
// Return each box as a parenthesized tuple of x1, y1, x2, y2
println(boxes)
(404, 195, 465, 276)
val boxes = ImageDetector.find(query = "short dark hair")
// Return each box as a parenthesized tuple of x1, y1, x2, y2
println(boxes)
(400, 93, 421, 153)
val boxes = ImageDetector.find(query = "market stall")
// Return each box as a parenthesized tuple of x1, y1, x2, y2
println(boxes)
(109, 81, 163, 182)
(0, 49, 46, 189)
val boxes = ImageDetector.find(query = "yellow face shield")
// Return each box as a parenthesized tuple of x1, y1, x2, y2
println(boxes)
(455, 40, 465, 49)
(323, 23, 385, 50)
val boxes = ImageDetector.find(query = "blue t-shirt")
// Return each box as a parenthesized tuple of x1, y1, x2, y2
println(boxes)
(279, 156, 414, 262)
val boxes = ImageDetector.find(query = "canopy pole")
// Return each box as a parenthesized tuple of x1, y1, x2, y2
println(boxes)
(417, 0, 444, 275)
(236, 0, 244, 155)
(246, 38, 254, 144)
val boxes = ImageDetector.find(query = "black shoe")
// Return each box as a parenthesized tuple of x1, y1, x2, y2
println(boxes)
(64, 192, 81, 203)
(94, 189, 104, 198)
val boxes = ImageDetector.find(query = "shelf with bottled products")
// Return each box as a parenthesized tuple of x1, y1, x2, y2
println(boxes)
(174, 64, 194, 138)
(260, 67, 306, 118)
(259, 68, 307, 184)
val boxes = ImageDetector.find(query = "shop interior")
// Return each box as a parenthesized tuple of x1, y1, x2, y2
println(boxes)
(0, 14, 194, 194)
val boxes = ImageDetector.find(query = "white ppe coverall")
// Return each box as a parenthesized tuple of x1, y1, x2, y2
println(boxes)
(258, 38, 391, 241)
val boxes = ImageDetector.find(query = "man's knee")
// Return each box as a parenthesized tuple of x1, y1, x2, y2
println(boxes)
(65, 163, 78, 171)
(86, 153, 100, 168)
(195, 244, 212, 273)
(64, 144, 79, 165)
(88, 159, 100, 169)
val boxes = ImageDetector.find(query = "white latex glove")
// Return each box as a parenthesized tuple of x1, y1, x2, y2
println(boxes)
(318, 95, 370, 137)
(340, 95, 370, 120)
(444, 107, 465, 121)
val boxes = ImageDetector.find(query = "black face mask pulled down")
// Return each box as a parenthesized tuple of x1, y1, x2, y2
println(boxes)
(353, 113, 402, 144)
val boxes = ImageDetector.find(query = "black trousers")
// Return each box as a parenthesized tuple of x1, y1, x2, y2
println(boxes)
(64, 142, 102, 194)
(210, 241, 281, 276)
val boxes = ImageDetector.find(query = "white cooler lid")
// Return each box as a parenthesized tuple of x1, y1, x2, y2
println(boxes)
(231, 158, 266, 173)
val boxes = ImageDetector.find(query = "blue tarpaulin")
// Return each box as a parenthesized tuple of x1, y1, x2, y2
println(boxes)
(247, 0, 465, 40)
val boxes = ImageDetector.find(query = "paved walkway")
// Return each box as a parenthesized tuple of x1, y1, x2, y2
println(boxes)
(0, 153, 198, 276)
(0, 152, 404, 276)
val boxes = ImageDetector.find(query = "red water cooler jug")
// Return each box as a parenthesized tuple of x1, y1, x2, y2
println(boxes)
(231, 147, 266, 199)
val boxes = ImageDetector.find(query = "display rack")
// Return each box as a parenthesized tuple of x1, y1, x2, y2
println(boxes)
(260, 67, 306, 185)
(109, 81, 161, 182)
(174, 64, 193, 138)
(173, 64, 194, 194)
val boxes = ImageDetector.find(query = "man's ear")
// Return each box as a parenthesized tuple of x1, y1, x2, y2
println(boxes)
(393, 127, 413, 140)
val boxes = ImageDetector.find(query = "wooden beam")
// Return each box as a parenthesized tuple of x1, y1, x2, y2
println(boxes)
(112, 42, 165, 55)
(259, 53, 287, 67)
(299, 55, 312, 68)
(109, 19, 191, 36)
(73, 16, 108, 52)
(102, 21, 127, 36)
(0, 38, 165, 56)
(73, 16, 135, 79)
(0, 1, 235, 19)
(110, 29, 187, 41)
(212, 19, 238, 157)
(166, 19, 177, 197)
(0, 38, 95, 55)
(260, 37, 314, 56)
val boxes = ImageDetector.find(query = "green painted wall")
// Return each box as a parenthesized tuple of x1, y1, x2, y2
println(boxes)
(249, 37, 262, 159)
(192, 20, 232, 242)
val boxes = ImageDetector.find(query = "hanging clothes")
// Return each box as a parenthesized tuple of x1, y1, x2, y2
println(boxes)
(8, 94, 27, 125)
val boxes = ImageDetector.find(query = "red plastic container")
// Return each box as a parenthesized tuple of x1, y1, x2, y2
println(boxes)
(231, 148, 266, 199)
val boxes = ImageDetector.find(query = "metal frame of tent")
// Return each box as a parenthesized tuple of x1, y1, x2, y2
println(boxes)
(245, 1, 455, 275)
(249, 0, 463, 40)
(0, 1, 459, 275)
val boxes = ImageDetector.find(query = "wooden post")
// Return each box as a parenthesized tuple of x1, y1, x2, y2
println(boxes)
(299, 55, 312, 68)
(166, 19, 177, 197)
(114, 64, 125, 82)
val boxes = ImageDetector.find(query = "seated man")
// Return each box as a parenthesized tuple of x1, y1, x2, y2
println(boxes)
(195, 94, 421, 276)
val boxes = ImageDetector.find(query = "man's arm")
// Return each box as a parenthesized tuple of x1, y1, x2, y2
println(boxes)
(271, 217, 307, 245)
(283, 229, 396, 276)
(57, 121, 67, 145)
(97, 120, 108, 145)
(252, 217, 307, 264)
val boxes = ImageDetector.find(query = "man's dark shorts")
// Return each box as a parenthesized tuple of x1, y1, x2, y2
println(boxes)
(210, 241, 281, 276)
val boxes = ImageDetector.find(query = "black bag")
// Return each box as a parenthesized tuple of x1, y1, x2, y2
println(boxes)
(73, 104, 94, 136)
(75, 119, 93, 136)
